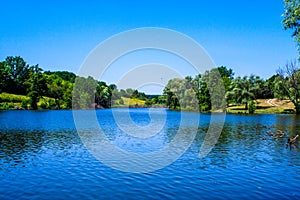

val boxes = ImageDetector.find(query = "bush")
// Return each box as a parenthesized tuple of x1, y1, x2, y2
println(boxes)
(40, 100, 49, 109)
(21, 99, 30, 109)
(119, 98, 124, 105)
(0, 102, 15, 110)
(248, 100, 256, 114)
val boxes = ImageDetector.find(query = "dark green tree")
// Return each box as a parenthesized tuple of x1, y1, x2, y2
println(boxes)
(217, 66, 234, 92)
(26, 65, 47, 110)
(283, 0, 300, 55)
(44, 71, 76, 83)
(4, 56, 30, 94)
(226, 76, 257, 110)
(72, 76, 98, 109)
(192, 74, 211, 112)
(95, 81, 112, 108)
(0, 62, 10, 93)
(275, 61, 300, 114)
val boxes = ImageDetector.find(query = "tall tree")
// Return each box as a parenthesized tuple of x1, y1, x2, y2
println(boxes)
(0, 62, 10, 93)
(226, 76, 257, 110)
(72, 76, 98, 109)
(217, 66, 234, 92)
(192, 74, 211, 112)
(95, 81, 112, 108)
(275, 61, 300, 114)
(4, 56, 30, 94)
(203, 68, 226, 111)
(26, 65, 46, 110)
(283, 0, 300, 55)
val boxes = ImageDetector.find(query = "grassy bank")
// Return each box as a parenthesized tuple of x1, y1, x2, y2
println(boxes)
(1, 93, 296, 114)
(0, 93, 59, 110)
(226, 99, 295, 114)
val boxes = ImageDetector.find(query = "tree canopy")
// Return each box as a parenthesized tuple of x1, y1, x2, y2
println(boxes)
(283, 0, 300, 55)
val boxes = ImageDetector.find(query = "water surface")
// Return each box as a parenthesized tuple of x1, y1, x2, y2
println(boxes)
(0, 109, 299, 199)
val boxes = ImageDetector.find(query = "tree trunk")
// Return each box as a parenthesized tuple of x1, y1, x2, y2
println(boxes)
(245, 102, 248, 111)
(295, 103, 300, 114)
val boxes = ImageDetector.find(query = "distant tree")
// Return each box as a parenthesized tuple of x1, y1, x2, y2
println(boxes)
(95, 81, 112, 108)
(26, 65, 47, 110)
(263, 74, 279, 99)
(275, 61, 300, 114)
(282, 0, 300, 55)
(108, 84, 117, 91)
(0, 62, 10, 93)
(217, 66, 234, 92)
(164, 77, 197, 110)
(226, 76, 258, 110)
(44, 71, 76, 83)
(192, 74, 211, 112)
(72, 76, 98, 109)
(203, 68, 226, 111)
(4, 56, 30, 94)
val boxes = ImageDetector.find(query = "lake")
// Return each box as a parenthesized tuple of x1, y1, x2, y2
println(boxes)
(0, 109, 300, 199)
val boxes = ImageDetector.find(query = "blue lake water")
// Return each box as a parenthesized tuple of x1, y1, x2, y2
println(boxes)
(0, 109, 300, 199)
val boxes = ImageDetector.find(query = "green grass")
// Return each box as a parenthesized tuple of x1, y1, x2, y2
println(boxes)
(112, 97, 146, 107)
(0, 92, 57, 110)
(226, 99, 296, 114)
(0, 92, 29, 103)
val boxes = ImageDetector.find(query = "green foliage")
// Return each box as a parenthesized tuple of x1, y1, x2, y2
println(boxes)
(0, 56, 159, 110)
(217, 66, 234, 92)
(72, 76, 98, 109)
(0, 102, 15, 110)
(0, 93, 29, 103)
(21, 99, 30, 109)
(193, 74, 211, 112)
(0, 62, 10, 93)
(283, 0, 300, 55)
(226, 75, 259, 110)
(164, 77, 198, 110)
(248, 100, 256, 114)
(203, 68, 226, 111)
(44, 71, 76, 83)
(26, 65, 47, 110)
(275, 61, 300, 114)
(4, 56, 30, 95)
(119, 98, 124, 105)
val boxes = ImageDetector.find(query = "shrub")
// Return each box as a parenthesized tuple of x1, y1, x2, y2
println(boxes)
(248, 100, 256, 114)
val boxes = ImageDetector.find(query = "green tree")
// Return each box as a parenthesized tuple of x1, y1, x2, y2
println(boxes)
(95, 81, 112, 108)
(0, 62, 10, 93)
(72, 76, 98, 109)
(262, 75, 279, 99)
(26, 65, 47, 110)
(203, 68, 226, 111)
(217, 66, 234, 92)
(44, 71, 76, 83)
(226, 76, 257, 110)
(275, 61, 300, 114)
(163, 77, 198, 110)
(283, 0, 300, 54)
(192, 74, 211, 112)
(4, 56, 30, 94)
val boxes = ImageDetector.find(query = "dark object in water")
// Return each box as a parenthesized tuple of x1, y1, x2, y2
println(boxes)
(286, 135, 299, 150)
(268, 130, 285, 138)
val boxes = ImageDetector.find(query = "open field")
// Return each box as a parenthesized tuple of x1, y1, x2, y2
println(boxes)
(227, 98, 295, 114)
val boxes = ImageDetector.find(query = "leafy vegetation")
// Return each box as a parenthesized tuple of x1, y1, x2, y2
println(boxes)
(283, 0, 300, 55)
(0, 56, 161, 110)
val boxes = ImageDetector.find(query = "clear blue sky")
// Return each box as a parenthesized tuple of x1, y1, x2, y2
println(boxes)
(0, 0, 298, 93)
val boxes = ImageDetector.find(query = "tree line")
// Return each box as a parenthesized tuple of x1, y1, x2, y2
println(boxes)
(1, 55, 300, 113)
(1, 1, 300, 112)
(0, 56, 151, 110)
(163, 63, 300, 114)
(164, 0, 300, 114)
